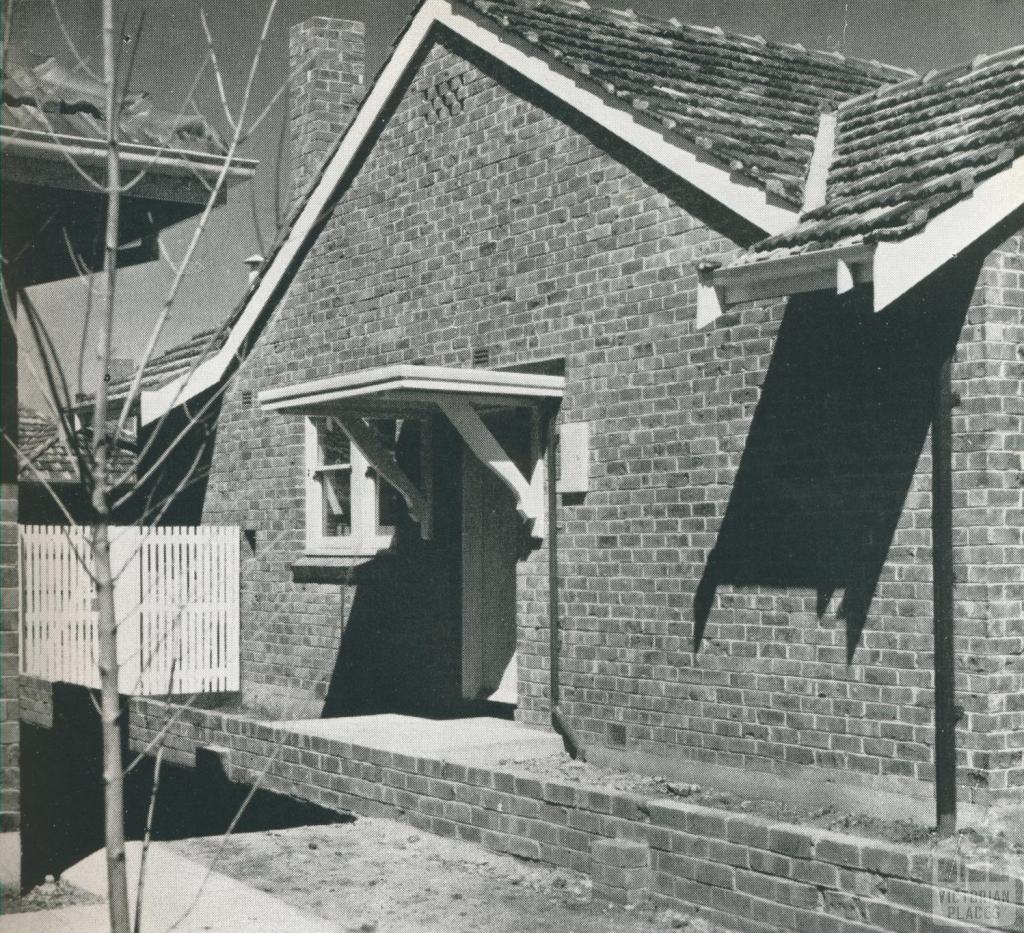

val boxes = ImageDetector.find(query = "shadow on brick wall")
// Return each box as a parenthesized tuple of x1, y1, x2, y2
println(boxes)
(694, 262, 978, 660)
(322, 417, 465, 717)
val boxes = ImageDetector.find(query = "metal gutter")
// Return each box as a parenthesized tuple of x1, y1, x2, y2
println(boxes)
(1, 130, 258, 180)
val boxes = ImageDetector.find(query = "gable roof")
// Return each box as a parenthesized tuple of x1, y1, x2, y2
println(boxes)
(742, 45, 1024, 261)
(466, 1, 909, 205)
(701, 45, 1024, 317)
(128, 1, 1024, 422)
(132, 0, 912, 425)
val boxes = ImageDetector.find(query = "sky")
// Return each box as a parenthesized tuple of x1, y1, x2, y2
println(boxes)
(13, 0, 1024, 409)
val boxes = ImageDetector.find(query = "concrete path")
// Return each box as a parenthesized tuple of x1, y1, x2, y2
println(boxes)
(280, 713, 564, 765)
(0, 840, 343, 933)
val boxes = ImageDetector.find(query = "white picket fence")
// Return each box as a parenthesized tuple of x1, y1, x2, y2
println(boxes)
(19, 525, 240, 695)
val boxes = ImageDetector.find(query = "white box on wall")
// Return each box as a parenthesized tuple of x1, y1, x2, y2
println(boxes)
(557, 422, 590, 494)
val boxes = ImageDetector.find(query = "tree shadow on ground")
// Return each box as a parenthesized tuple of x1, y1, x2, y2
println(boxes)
(20, 683, 346, 891)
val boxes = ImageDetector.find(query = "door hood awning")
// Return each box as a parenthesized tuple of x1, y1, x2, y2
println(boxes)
(260, 364, 565, 539)
(258, 364, 564, 417)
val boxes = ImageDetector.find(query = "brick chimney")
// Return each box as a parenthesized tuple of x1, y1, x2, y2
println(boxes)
(288, 17, 365, 208)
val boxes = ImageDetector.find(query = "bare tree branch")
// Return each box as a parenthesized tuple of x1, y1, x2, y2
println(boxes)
(118, 54, 213, 195)
(166, 745, 285, 933)
(132, 744, 163, 933)
(3, 433, 80, 529)
(123, 695, 199, 777)
(46, 0, 102, 82)
(199, 8, 236, 132)
(111, 0, 281, 452)
(239, 52, 313, 145)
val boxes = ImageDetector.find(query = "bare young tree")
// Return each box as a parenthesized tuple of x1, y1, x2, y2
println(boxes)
(2, 2, 308, 930)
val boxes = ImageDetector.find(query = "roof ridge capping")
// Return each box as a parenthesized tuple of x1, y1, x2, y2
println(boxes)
(839, 42, 1024, 113)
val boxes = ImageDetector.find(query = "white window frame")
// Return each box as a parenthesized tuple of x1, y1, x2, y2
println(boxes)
(304, 417, 396, 556)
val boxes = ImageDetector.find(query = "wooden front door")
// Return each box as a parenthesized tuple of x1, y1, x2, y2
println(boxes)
(461, 452, 519, 705)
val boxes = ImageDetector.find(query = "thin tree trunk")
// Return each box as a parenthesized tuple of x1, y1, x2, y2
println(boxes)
(95, 0, 130, 930)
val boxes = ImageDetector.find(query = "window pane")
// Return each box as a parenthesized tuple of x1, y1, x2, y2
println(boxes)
(318, 419, 350, 467)
(377, 478, 403, 534)
(370, 418, 404, 535)
(321, 469, 352, 538)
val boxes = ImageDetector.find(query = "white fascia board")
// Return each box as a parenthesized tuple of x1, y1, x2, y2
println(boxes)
(873, 154, 1024, 312)
(259, 363, 565, 412)
(140, 0, 448, 425)
(141, 0, 797, 425)
(440, 2, 797, 235)
(801, 112, 836, 213)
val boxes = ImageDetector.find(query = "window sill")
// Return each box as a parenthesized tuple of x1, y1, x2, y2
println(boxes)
(290, 554, 372, 585)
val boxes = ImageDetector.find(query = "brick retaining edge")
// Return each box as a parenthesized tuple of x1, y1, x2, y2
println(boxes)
(125, 697, 1024, 933)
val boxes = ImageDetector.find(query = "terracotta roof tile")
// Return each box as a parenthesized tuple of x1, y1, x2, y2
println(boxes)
(465, 0, 911, 204)
(18, 406, 135, 486)
(742, 47, 1024, 261)
(2, 49, 227, 155)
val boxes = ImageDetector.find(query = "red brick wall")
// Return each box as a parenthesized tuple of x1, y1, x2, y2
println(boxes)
(127, 697, 1024, 933)
(959, 232, 1024, 800)
(1, 480, 18, 836)
(288, 18, 364, 208)
(201, 32, 1024, 804)
(2, 279, 20, 850)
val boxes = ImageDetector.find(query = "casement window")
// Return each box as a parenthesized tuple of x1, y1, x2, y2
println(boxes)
(304, 416, 405, 555)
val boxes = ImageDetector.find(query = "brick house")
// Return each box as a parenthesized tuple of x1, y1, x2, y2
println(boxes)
(130, 0, 1024, 827)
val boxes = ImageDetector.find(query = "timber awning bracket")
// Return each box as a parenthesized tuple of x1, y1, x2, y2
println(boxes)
(260, 364, 565, 541)
(332, 414, 434, 540)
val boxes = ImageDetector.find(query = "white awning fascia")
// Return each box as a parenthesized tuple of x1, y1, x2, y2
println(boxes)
(697, 243, 875, 327)
(260, 364, 563, 537)
(258, 364, 565, 415)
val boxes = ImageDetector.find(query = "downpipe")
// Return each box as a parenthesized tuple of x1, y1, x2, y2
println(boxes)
(546, 412, 585, 761)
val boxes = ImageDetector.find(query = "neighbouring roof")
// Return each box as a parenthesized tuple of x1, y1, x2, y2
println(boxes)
(18, 406, 79, 482)
(105, 328, 227, 402)
(466, 0, 911, 205)
(2, 49, 227, 155)
(18, 406, 135, 486)
(739, 45, 1024, 262)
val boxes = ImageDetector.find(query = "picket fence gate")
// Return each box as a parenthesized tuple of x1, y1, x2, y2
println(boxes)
(19, 525, 240, 695)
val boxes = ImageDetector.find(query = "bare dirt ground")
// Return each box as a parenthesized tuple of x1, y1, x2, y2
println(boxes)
(0, 876, 102, 915)
(174, 818, 734, 933)
(504, 751, 1024, 862)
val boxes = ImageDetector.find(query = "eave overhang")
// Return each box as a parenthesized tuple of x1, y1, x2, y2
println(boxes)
(0, 127, 258, 188)
(698, 151, 1024, 326)
(697, 243, 875, 325)
(260, 363, 564, 535)
(259, 364, 565, 417)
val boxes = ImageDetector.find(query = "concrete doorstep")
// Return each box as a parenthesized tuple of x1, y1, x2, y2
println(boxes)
(0, 841, 341, 933)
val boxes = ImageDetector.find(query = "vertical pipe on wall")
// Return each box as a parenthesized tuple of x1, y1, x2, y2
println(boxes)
(547, 410, 583, 760)
(932, 352, 957, 836)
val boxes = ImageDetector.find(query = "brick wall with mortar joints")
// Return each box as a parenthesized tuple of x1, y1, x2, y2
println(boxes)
(126, 698, 1024, 933)
(288, 18, 365, 209)
(960, 232, 1024, 800)
(1, 481, 17, 831)
(199, 35, 1020, 800)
